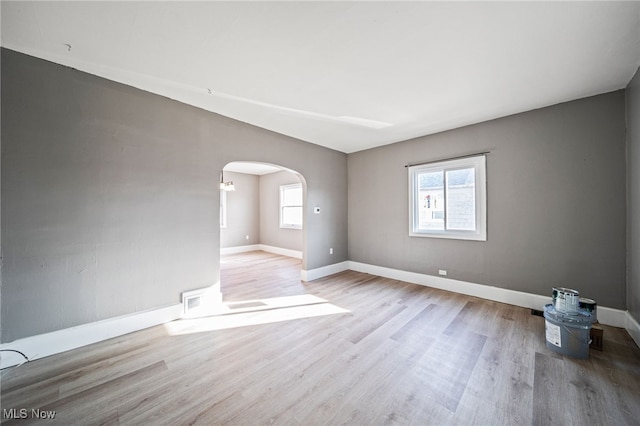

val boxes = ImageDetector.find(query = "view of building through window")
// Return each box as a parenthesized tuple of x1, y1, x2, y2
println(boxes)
(409, 155, 486, 241)
(418, 168, 476, 231)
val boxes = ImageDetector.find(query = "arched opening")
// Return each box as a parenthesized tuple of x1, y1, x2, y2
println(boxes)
(219, 161, 308, 302)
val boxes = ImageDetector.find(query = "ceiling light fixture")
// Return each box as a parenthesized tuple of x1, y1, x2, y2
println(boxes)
(220, 170, 235, 191)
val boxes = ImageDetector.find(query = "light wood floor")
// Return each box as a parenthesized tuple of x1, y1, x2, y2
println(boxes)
(2, 251, 640, 425)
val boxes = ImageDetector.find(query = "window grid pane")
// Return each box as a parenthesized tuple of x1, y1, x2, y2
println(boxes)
(283, 187, 302, 205)
(445, 168, 476, 231)
(282, 206, 303, 227)
(417, 171, 444, 231)
(280, 183, 303, 228)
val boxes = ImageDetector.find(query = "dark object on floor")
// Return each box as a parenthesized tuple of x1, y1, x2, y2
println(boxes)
(590, 325, 604, 351)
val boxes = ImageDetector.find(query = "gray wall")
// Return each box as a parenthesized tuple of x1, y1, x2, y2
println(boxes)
(348, 91, 627, 309)
(1, 49, 348, 342)
(628, 67, 640, 323)
(220, 171, 260, 248)
(260, 170, 303, 252)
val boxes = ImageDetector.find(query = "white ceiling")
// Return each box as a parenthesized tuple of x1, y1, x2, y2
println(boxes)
(2, 1, 639, 154)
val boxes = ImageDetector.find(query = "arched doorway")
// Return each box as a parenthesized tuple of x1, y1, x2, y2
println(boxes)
(219, 161, 307, 302)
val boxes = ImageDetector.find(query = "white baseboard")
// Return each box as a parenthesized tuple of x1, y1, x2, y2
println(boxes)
(596, 306, 627, 329)
(347, 261, 628, 329)
(259, 244, 303, 259)
(220, 244, 261, 255)
(626, 312, 640, 348)
(220, 244, 302, 259)
(0, 304, 183, 370)
(302, 261, 350, 282)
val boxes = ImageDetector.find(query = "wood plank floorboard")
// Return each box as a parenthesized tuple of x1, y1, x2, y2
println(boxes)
(2, 250, 640, 425)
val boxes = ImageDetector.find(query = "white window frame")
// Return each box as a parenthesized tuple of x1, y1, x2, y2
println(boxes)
(280, 183, 303, 229)
(408, 155, 487, 241)
(220, 189, 227, 228)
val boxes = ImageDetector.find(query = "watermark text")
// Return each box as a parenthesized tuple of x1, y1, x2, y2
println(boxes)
(3, 408, 56, 420)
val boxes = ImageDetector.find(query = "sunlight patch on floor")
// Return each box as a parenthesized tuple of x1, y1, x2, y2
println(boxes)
(164, 294, 349, 335)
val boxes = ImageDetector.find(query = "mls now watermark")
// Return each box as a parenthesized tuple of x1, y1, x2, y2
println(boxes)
(3, 408, 57, 420)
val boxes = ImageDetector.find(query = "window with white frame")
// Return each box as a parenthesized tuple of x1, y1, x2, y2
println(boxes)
(220, 189, 227, 228)
(280, 183, 303, 229)
(408, 155, 486, 241)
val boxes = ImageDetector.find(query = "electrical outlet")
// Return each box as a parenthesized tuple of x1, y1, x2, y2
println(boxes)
(245, 235, 249, 240)
(438, 269, 447, 276)
(329, 248, 333, 254)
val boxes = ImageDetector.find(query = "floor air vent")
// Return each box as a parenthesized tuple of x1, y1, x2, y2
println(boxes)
(181, 286, 222, 318)
(186, 295, 202, 311)
(182, 289, 206, 316)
